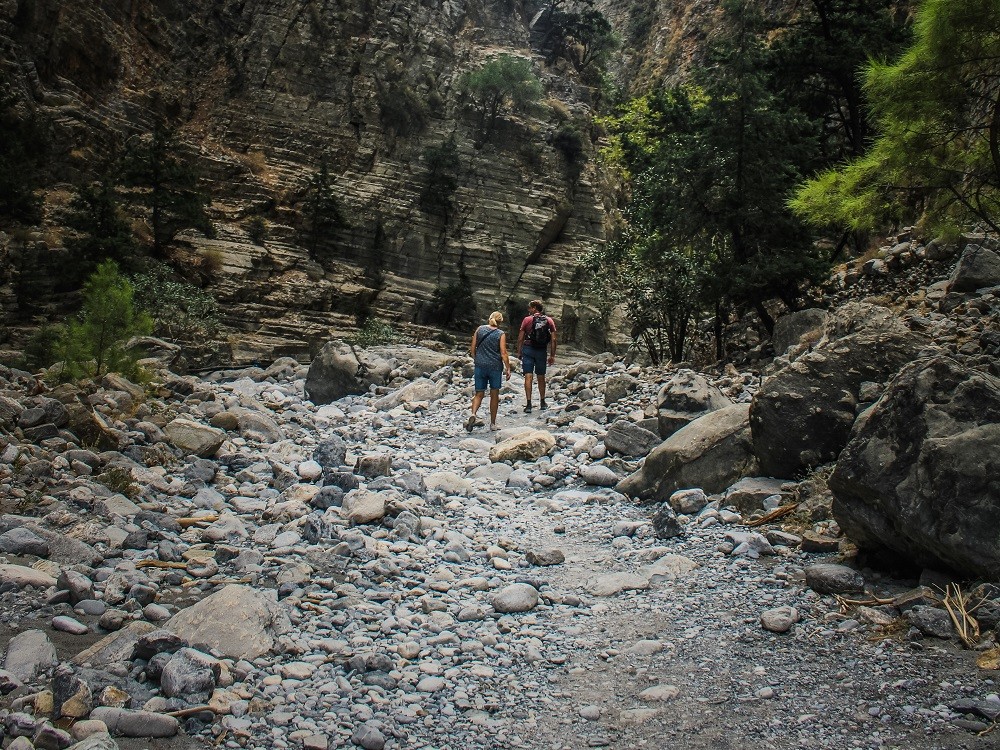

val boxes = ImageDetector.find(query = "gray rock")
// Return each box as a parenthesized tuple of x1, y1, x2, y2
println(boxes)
(657, 369, 732, 414)
(760, 606, 799, 633)
(340, 489, 388, 524)
(312, 435, 348, 469)
(165, 585, 291, 660)
(722, 477, 787, 514)
(163, 418, 225, 457)
(4, 629, 56, 681)
(132, 630, 184, 661)
(526, 548, 565, 566)
(0, 526, 50, 557)
(805, 563, 864, 595)
(305, 340, 379, 405)
(63, 732, 118, 750)
(586, 572, 649, 597)
(652, 504, 682, 539)
(772, 308, 828, 355)
(750, 303, 928, 478)
(52, 665, 92, 719)
(33, 724, 75, 750)
(579, 464, 618, 487)
(668, 488, 707, 514)
(351, 722, 386, 750)
(948, 244, 1000, 293)
(355, 454, 392, 478)
(618, 404, 756, 501)
(52, 616, 89, 635)
(604, 373, 638, 405)
(490, 583, 539, 613)
(227, 407, 284, 443)
(906, 605, 955, 639)
(373, 376, 447, 410)
(604, 419, 661, 458)
(89, 708, 179, 738)
(160, 648, 220, 698)
(830, 356, 1000, 580)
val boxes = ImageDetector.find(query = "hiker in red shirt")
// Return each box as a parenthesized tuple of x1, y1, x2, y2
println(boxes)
(516, 299, 556, 413)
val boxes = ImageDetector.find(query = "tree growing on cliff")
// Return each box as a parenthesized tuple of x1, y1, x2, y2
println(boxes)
(300, 159, 348, 254)
(540, 0, 618, 73)
(458, 55, 544, 143)
(122, 123, 212, 257)
(0, 84, 45, 225)
(64, 173, 137, 277)
(419, 137, 461, 219)
(791, 0, 1000, 237)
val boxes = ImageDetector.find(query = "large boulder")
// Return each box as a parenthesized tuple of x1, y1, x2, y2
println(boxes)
(163, 419, 225, 457)
(165, 585, 291, 660)
(830, 356, 1000, 580)
(4, 629, 56, 681)
(304, 340, 381, 405)
(489, 430, 556, 463)
(604, 419, 661, 458)
(654, 369, 732, 438)
(772, 308, 828, 355)
(617, 403, 756, 502)
(947, 244, 1000, 293)
(373, 377, 448, 411)
(750, 303, 930, 478)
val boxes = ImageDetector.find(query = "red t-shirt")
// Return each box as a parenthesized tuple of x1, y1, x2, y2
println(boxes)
(520, 314, 556, 347)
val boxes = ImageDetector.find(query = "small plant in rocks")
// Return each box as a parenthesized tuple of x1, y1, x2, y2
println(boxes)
(96, 467, 140, 499)
(353, 317, 399, 347)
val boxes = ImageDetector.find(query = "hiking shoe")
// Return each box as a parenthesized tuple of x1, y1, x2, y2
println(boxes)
(524, 402, 533, 413)
(464, 415, 478, 432)
(540, 399, 548, 410)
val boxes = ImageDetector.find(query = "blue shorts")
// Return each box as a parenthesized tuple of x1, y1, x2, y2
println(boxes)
(474, 366, 502, 392)
(521, 346, 548, 375)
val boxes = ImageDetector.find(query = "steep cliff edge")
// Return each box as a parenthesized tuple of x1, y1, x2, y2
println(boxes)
(0, 0, 612, 363)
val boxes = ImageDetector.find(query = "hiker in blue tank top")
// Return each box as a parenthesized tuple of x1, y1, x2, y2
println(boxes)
(466, 311, 511, 432)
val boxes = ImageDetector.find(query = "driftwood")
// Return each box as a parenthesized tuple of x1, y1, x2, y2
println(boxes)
(943, 583, 983, 648)
(745, 503, 799, 527)
(167, 704, 216, 718)
(136, 560, 188, 569)
(177, 515, 219, 528)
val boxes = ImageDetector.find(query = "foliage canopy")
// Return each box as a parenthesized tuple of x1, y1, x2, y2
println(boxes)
(458, 55, 544, 141)
(791, 0, 1000, 236)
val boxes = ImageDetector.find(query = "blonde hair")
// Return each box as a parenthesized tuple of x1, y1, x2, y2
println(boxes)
(488, 311, 504, 326)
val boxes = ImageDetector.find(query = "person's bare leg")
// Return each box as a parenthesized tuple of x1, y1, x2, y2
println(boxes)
(489, 390, 499, 427)
(538, 375, 546, 405)
(523, 374, 533, 406)
(467, 391, 485, 430)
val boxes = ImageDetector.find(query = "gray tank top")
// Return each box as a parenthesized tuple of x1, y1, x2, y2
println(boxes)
(474, 325, 503, 371)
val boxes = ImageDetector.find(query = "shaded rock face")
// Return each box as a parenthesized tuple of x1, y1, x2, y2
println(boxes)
(750, 303, 930, 478)
(653, 369, 732, 438)
(771, 308, 827, 355)
(1, 0, 609, 358)
(305, 341, 375, 405)
(830, 356, 1000, 581)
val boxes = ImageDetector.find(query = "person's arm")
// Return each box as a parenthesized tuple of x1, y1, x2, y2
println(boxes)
(500, 333, 511, 380)
(470, 329, 478, 359)
(516, 323, 525, 358)
(548, 318, 557, 364)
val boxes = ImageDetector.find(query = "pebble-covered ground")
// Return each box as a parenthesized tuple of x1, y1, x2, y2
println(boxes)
(1, 354, 997, 750)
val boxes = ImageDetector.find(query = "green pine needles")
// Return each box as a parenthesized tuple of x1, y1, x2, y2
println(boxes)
(791, 0, 1000, 236)
(49, 261, 153, 381)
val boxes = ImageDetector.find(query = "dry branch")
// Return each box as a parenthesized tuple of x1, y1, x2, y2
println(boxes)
(746, 503, 799, 527)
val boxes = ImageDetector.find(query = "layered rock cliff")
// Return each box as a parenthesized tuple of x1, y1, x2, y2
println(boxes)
(1, 0, 618, 362)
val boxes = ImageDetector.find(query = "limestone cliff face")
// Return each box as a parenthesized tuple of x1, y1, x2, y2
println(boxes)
(0, 0, 612, 362)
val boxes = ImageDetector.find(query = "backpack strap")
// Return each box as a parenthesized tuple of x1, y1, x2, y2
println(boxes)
(476, 327, 500, 349)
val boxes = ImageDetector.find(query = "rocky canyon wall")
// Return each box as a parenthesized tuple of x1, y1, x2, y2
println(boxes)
(0, 0, 617, 363)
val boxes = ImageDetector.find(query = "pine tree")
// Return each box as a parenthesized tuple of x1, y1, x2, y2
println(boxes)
(791, 0, 1000, 236)
(65, 173, 137, 277)
(300, 159, 347, 254)
(59, 261, 153, 381)
(122, 123, 212, 256)
(458, 55, 543, 142)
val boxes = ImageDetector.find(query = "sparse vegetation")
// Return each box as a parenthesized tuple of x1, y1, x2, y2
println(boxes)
(96, 466, 140, 499)
(379, 84, 429, 137)
(420, 137, 461, 219)
(64, 173, 138, 277)
(458, 55, 544, 143)
(553, 122, 586, 164)
(352, 316, 399, 347)
(247, 215, 267, 244)
(131, 262, 220, 341)
(300, 159, 348, 255)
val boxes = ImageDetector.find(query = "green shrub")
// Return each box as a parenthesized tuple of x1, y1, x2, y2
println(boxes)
(131, 262, 219, 341)
(22, 324, 68, 372)
(553, 123, 586, 164)
(424, 278, 476, 328)
(353, 317, 398, 347)
(96, 466, 140, 499)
